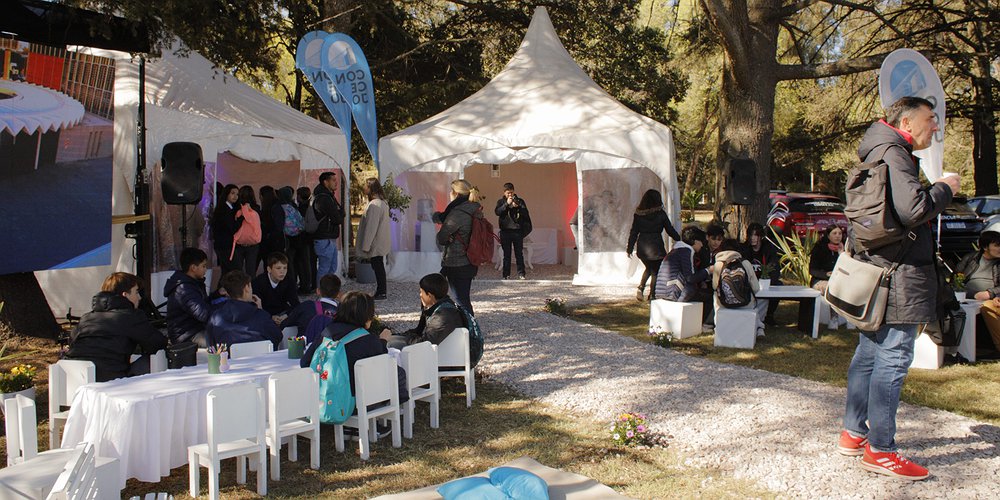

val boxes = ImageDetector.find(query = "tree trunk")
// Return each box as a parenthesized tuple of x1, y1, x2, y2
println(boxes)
(323, 0, 355, 32)
(0, 273, 59, 339)
(969, 4, 998, 196)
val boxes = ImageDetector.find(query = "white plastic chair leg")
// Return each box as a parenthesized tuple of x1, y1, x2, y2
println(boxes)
(208, 459, 221, 500)
(256, 448, 267, 496)
(188, 450, 199, 498)
(236, 456, 246, 484)
(288, 435, 298, 461)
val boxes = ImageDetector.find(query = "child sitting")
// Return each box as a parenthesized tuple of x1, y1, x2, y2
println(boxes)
(380, 273, 465, 349)
(252, 252, 300, 320)
(208, 270, 282, 349)
(280, 274, 341, 343)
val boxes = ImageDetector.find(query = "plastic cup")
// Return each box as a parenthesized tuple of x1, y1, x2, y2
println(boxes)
(288, 338, 306, 359)
(207, 353, 221, 374)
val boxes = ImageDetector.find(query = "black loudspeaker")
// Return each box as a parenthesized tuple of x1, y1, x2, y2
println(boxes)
(161, 142, 204, 205)
(725, 158, 757, 205)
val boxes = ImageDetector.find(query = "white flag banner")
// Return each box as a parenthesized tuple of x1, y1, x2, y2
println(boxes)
(878, 49, 946, 182)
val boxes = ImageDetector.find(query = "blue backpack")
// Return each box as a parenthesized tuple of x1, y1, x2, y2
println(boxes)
(439, 301, 484, 368)
(302, 301, 335, 345)
(282, 203, 305, 236)
(309, 327, 368, 424)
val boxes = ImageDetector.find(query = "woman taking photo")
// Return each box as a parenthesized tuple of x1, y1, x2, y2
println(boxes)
(355, 178, 392, 299)
(627, 189, 681, 301)
(434, 179, 483, 315)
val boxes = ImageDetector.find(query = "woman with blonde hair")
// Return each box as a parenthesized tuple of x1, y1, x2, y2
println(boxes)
(355, 177, 392, 299)
(433, 179, 483, 315)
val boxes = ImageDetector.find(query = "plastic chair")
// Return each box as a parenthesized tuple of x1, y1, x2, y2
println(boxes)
(229, 340, 274, 359)
(49, 360, 96, 449)
(399, 342, 440, 438)
(187, 383, 267, 500)
(45, 442, 97, 500)
(129, 494, 173, 500)
(265, 368, 320, 480)
(434, 328, 476, 407)
(334, 354, 402, 460)
(5, 394, 38, 465)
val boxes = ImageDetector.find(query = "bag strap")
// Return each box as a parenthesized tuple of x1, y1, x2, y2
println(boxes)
(340, 327, 369, 345)
(314, 300, 323, 316)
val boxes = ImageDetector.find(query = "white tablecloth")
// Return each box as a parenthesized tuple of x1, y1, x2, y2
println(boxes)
(60, 351, 300, 483)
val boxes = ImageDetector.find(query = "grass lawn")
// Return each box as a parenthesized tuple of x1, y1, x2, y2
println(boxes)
(0, 333, 771, 499)
(566, 300, 1000, 425)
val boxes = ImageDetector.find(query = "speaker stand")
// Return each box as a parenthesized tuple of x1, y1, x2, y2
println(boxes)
(179, 204, 189, 249)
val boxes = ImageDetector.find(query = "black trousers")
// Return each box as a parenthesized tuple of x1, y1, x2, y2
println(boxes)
(639, 258, 662, 298)
(231, 244, 259, 276)
(370, 255, 387, 296)
(500, 230, 525, 277)
(442, 264, 477, 316)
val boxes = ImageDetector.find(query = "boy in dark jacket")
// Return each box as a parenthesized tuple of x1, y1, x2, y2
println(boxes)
(67, 273, 168, 382)
(208, 270, 282, 349)
(252, 252, 300, 318)
(280, 274, 341, 335)
(655, 227, 712, 325)
(382, 273, 464, 349)
(164, 247, 213, 346)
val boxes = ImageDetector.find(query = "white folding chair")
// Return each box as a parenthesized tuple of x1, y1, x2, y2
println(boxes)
(334, 354, 402, 460)
(129, 494, 173, 500)
(399, 342, 440, 438)
(49, 360, 96, 449)
(5, 394, 38, 465)
(45, 442, 97, 500)
(265, 368, 320, 480)
(188, 383, 267, 500)
(434, 328, 476, 407)
(229, 340, 274, 359)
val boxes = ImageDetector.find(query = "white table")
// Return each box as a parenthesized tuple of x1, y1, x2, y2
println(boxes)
(60, 351, 300, 483)
(755, 285, 822, 339)
(954, 300, 983, 362)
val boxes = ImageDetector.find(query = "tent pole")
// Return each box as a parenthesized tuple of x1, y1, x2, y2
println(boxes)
(134, 55, 152, 292)
(343, 165, 350, 278)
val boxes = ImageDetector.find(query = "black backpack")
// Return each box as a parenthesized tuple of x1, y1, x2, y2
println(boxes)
(717, 259, 752, 308)
(924, 255, 966, 347)
(844, 144, 906, 252)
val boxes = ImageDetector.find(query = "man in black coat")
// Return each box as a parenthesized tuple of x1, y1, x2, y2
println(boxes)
(495, 182, 531, 280)
(164, 247, 214, 347)
(839, 96, 959, 480)
(67, 273, 168, 382)
(312, 172, 344, 278)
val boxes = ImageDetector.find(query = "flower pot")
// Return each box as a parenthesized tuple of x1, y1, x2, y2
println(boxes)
(955, 291, 966, 302)
(759, 279, 771, 291)
(355, 261, 376, 284)
(0, 386, 35, 416)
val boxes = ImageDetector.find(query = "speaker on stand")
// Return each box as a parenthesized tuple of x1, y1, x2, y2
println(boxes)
(161, 142, 204, 249)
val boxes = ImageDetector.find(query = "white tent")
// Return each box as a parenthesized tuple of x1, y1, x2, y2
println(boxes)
(378, 6, 679, 284)
(35, 44, 349, 315)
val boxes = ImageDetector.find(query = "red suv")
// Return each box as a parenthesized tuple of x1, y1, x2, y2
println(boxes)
(768, 191, 848, 237)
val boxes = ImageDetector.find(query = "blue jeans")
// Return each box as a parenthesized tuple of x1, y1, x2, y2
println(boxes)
(314, 239, 338, 278)
(844, 323, 918, 452)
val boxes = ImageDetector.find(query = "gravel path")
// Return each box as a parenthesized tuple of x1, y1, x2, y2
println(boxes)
(342, 278, 1000, 499)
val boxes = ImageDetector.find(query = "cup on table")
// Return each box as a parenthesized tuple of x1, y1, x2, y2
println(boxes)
(207, 353, 221, 374)
(287, 338, 306, 359)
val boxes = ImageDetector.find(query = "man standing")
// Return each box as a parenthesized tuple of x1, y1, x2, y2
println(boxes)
(838, 96, 959, 480)
(494, 182, 531, 279)
(312, 172, 344, 280)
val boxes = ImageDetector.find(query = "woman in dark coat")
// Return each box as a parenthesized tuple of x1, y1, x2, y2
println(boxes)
(67, 273, 168, 382)
(809, 224, 845, 293)
(627, 189, 682, 301)
(433, 179, 483, 315)
(211, 184, 240, 273)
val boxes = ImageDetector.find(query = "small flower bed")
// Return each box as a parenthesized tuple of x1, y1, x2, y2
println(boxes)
(544, 297, 567, 315)
(648, 325, 673, 348)
(610, 412, 649, 447)
(0, 363, 37, 393)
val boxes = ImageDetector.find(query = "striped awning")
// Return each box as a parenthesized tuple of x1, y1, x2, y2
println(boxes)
(0, 78, 85, 135)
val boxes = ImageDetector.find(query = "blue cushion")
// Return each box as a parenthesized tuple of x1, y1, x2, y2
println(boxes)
(489, 467, 549, 500)
(436, 477, 510, 500)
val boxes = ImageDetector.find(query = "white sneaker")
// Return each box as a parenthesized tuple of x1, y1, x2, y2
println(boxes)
(756, 327, 766, 338)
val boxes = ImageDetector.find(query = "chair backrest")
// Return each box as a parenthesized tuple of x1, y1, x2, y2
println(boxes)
(353, 354, 398, 409)
(435, 328, 470, 368)
(207, 383, 265, 449)
(400, 342, 438, 391)
(229, 340, 274, 359)
(46, 442, 97, 500)
(149, 350, 168, 373)
(268, 368, 319, 426)
(49, 360, 96, 408)
(4, 394, 38, 465)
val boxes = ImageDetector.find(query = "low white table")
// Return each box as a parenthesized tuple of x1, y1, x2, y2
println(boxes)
(60, 351, 300, 483)
(954, 300, 983, 362)
(755, 285, 823, 339)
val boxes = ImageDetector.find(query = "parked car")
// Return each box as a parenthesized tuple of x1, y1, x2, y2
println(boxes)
(967, 195, 1000, 228)
(932, 196, 985, 264)
(767, 192, 848, 237)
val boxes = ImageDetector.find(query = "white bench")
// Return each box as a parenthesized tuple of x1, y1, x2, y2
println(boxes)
(649, 300, 703, 339)
(714, 306, 757, 349)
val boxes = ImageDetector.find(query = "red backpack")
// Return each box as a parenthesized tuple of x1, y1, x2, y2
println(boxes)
(461, 208, 499, 266)
(230, 204, 262, 259)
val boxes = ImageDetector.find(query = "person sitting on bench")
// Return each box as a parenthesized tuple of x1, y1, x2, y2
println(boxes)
(655, 226, 712, 325)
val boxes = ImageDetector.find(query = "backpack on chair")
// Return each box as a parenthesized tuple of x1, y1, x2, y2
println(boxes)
(309, 327, 368, 424)
(717, 259, 753, 308)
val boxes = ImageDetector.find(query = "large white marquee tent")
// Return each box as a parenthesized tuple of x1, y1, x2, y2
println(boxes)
(35, 44, 349, 314)
(378, 6, 680, 284)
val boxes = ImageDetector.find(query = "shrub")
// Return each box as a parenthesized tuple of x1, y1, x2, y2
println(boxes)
(769, 228, 818, 286)
(648, 325, 673, 348)
(544, 298, 567, 315)
(610, 412, 649, 447)
(0, 363, 36, 393)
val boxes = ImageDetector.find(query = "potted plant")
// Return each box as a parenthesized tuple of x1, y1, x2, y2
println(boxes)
(952, 273, 967, 302)
(0, 361, 37, 413)
(758, 262, 776, 290)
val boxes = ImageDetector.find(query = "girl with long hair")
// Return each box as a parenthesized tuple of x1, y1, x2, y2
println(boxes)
(627, 189, 681, 301)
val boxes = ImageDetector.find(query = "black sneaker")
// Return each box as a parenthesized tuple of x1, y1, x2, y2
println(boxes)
(374, 293, 387, 300)
(502, 275, 510, 280)
(376, 423, 392, 439)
